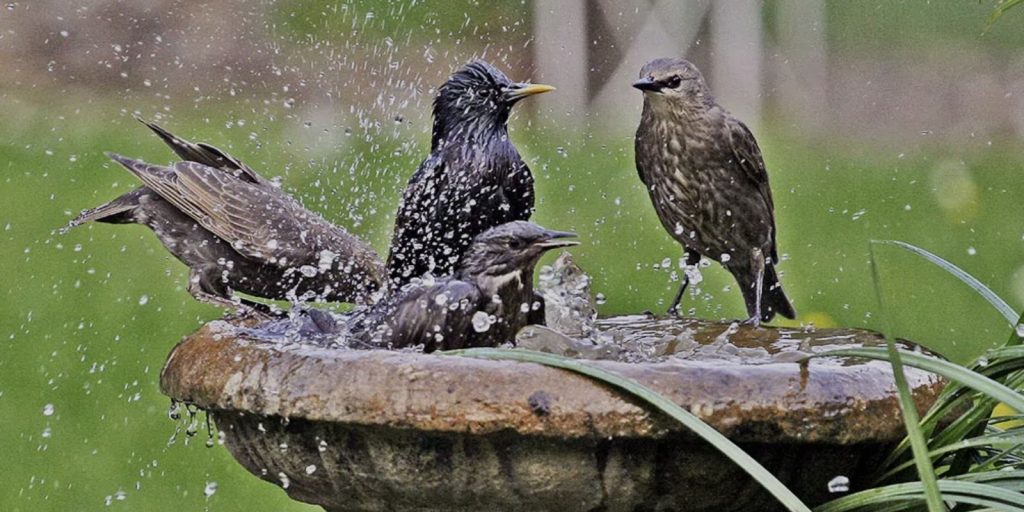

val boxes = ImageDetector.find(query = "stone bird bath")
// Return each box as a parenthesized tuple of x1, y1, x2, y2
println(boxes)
(160, 316, 944, 511)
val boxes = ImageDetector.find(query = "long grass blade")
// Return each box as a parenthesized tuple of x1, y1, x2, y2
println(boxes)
(987, 0, 1024, 30)
(875, 432, 1024, 482)
(445, 348, 812, 512)
(816, 347, 1024, 413)
(868, 243, 947, 511)
(873, 240, 1016, 325)
(815, 480, 1024, 512)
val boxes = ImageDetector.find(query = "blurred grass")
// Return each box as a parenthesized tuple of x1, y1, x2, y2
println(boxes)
(2, 86, 1024, 511)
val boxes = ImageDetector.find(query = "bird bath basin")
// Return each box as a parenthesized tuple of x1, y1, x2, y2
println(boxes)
(160, 316, 945, 512)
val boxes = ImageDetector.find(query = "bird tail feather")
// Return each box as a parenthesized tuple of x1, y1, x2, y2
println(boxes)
(134, 115, 261, 183)
(62, 188, 145, 233)
(736, 262, 796, 322)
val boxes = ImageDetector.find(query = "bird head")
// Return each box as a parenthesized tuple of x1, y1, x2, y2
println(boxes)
(456, 221, 578, 287)
(432, 60, 555, 148)
(632, 58, 712, 108)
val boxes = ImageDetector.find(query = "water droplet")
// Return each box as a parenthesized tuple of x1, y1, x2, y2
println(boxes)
(827, 475, 850, 493)
(42, 403, 54, 416)
(138, 294, 149, 306)
(471, 311, 492, 332)
(595, 293, 607, 305)
(167, 401, 181, 420)
(1016, 323, 1024, 338)
(204, 481, 218, 497)
(967, 246, 977, 256)
(684, 265, 704, 286)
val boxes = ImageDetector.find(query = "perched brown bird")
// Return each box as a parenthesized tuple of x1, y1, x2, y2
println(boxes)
(633, 58, 795, 324)
(351, 221, 577, 352)
(66, 118, 385, 314)
(386, 60, 554, 286)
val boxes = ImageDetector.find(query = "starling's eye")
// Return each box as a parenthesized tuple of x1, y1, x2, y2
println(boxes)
(508, 238, 526, 250)
(665, 75, 682, 89)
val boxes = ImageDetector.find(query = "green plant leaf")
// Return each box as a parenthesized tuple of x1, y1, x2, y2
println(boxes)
(445, 348, 812, 512)
(987, 0, 1024, 30)
(875, 432, 1024, 482)
(873, 240, 1017, 325)
(867, 243, 946, 512)
(815, 347, 1024, 413)
(815, 480, 1024, 512)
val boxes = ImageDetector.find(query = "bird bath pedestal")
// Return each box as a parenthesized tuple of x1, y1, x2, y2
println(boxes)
(160, 316, 944, 512)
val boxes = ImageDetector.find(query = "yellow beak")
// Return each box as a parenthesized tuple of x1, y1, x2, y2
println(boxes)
(505, 83, 556, 101)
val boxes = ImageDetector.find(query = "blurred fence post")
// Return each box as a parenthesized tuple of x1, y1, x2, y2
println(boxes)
(533, 0, 588, 125)
(534, 0, 778, 135)
(775, 0, 828, 132)
(710, 0, 763, 130)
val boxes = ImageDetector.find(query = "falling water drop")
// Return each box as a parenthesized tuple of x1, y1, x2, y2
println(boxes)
(827, 475, 850, 493)
(471, 311, 492, 332)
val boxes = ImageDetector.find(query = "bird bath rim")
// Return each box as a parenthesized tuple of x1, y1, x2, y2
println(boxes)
(160, 316, 945, 445)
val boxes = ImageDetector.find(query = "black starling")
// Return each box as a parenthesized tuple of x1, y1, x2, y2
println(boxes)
(351, 221, 577, 352)
(632, 58, 795, 324)
(66, 119, 385, 314)
(386, 60, 554, 286)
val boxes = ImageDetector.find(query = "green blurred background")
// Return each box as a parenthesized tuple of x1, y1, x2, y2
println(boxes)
(2, 1, 1024, 510)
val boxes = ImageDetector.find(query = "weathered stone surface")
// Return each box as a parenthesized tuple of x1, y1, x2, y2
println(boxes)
(160, 316, 946, 511)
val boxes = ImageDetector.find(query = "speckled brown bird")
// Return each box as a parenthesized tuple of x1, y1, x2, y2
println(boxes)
(351, 221, 577, 352)
(386, 60, 554, 286)
(633, 58, 795, 324)
(66, 118, 385, 315)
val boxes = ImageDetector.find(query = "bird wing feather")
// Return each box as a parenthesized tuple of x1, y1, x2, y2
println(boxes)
(727, 117, 779, 262)
(167, 161, 340, 264)
(137, 117, 267, 186)
(634, 122, 653, 187)
(369, 280, 482, 351)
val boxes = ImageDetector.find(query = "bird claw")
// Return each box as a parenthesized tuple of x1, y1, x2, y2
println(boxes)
(667, 305, 682, 318)
(741, 316, 761, 328)
(227, 306, 275, 325)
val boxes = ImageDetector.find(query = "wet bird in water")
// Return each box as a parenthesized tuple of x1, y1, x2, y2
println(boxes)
(386, 60, 554, 286)
(351, 221, 577, 352)
(66, 118, 385, 315)
(632, 58, 795, 324)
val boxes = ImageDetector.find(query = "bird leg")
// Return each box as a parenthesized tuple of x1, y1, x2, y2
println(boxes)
(742, 248, 766, 327)
(668, 250, 702, 316)
(187, 269, 273, 321)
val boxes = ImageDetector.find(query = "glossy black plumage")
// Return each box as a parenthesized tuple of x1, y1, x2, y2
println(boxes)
(633, 58, 795, 324)
(386, 60, 554, 286)
(67, 119, 385, 313)
(352, 221, 577, 352)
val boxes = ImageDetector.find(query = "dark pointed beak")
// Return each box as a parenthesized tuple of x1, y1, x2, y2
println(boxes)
(503, 82, 556, 103)
(632, 77, 663, 92)
(534, 229, 579, 249)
